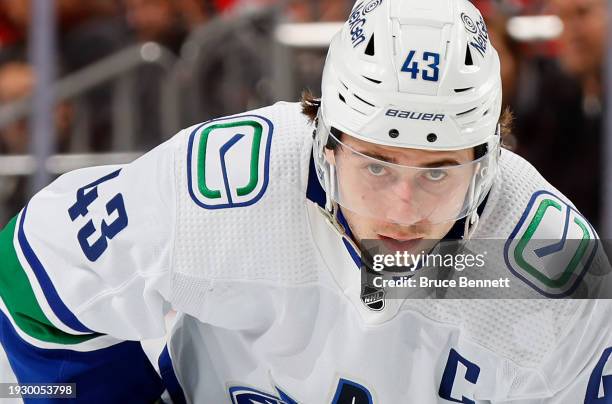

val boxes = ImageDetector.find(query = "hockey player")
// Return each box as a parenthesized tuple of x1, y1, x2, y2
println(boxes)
(1, 0, 611, 403)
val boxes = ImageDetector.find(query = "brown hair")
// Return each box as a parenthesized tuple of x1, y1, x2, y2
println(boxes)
(300, 89, 515, 150)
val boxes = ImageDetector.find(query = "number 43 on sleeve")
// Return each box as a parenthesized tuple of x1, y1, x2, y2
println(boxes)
(67, 169, 128, 262)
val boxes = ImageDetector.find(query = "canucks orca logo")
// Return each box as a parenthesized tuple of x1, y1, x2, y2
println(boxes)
(229, 380, 374, 404)
(229, 386, 297, 404)
(187, 115, 273, 209)
(504, 190, 597, 297)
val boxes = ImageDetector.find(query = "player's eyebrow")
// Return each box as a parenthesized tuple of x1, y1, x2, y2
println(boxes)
(420, 159, 463, 167)
(356, 151, 398, 164)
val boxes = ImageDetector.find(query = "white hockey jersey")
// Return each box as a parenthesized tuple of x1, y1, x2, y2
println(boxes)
(0, 102, 610, 404)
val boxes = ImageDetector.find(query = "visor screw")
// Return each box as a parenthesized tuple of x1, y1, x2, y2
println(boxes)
(389, 129, 399, 138)
(427, 133, 438, 143)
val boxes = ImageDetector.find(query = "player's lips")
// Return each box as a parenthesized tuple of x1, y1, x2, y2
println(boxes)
(377, 234, 424, 252)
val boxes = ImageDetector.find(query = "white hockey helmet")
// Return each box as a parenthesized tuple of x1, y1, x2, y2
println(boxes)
(314, 0, 502, 232)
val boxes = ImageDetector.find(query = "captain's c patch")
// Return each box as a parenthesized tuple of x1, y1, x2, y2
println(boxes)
(187, 115, 273, 209)
(504, 190, 597, 297)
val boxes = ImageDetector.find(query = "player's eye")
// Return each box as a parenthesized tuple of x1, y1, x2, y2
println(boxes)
(366, 163, 387, 176)
(423, 169, 448, 182)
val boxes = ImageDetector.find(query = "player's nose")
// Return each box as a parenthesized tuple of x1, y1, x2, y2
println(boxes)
(390, 178, 416, 203)
(383, 180, 424, 224)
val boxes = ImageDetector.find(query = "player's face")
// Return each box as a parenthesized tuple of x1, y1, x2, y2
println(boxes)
(327, 134, 475, 251)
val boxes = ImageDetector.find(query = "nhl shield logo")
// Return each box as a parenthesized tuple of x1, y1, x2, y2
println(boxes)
(504, 190, 597, 297)
(361, 285, 385, 311)
(187, 115, 273, 209)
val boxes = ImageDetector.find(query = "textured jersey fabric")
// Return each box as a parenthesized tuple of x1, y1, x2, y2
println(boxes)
(0, 102, 610, 403)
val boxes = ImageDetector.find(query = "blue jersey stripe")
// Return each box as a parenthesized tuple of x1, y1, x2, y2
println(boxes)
(17, 205, 93, 334)
(158, 345, 187, 404)
(306, 154, 326, 208)
(1, 309, 164, 403)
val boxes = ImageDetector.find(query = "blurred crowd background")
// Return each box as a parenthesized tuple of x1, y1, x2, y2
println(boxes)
(0, 0, 609, 235)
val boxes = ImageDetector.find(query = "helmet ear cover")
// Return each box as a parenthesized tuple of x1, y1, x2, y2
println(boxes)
(474, 143, 488, 159)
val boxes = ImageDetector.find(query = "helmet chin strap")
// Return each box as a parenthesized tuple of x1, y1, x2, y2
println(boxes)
(463, 163, 482, 240)
(464, 211, 480, 240)
(464, 126, 500, 240)
(320, 162, 363, 253)
(325, 164, 335, 213)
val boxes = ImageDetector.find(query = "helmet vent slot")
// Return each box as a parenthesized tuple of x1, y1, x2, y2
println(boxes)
(339, 93, 346, 103)
(454, 87, 474, 93)
(353, 94, 376, 107)
(365, 34, 375, 56)
(465, 46, 474, 66)
(340, 80, 349, 90)
(457, 107, 477, 117)
(363, 76, 382, 84)
(350, 106, 367, 115)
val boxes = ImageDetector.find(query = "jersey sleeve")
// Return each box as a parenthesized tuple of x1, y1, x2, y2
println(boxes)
(0, 131, 184, 403)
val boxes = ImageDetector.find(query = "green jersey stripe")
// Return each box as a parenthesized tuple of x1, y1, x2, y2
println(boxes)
(0, 215, 101, 344)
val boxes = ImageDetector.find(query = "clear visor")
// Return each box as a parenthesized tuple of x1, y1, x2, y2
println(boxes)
(323, 131, 497, 226)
